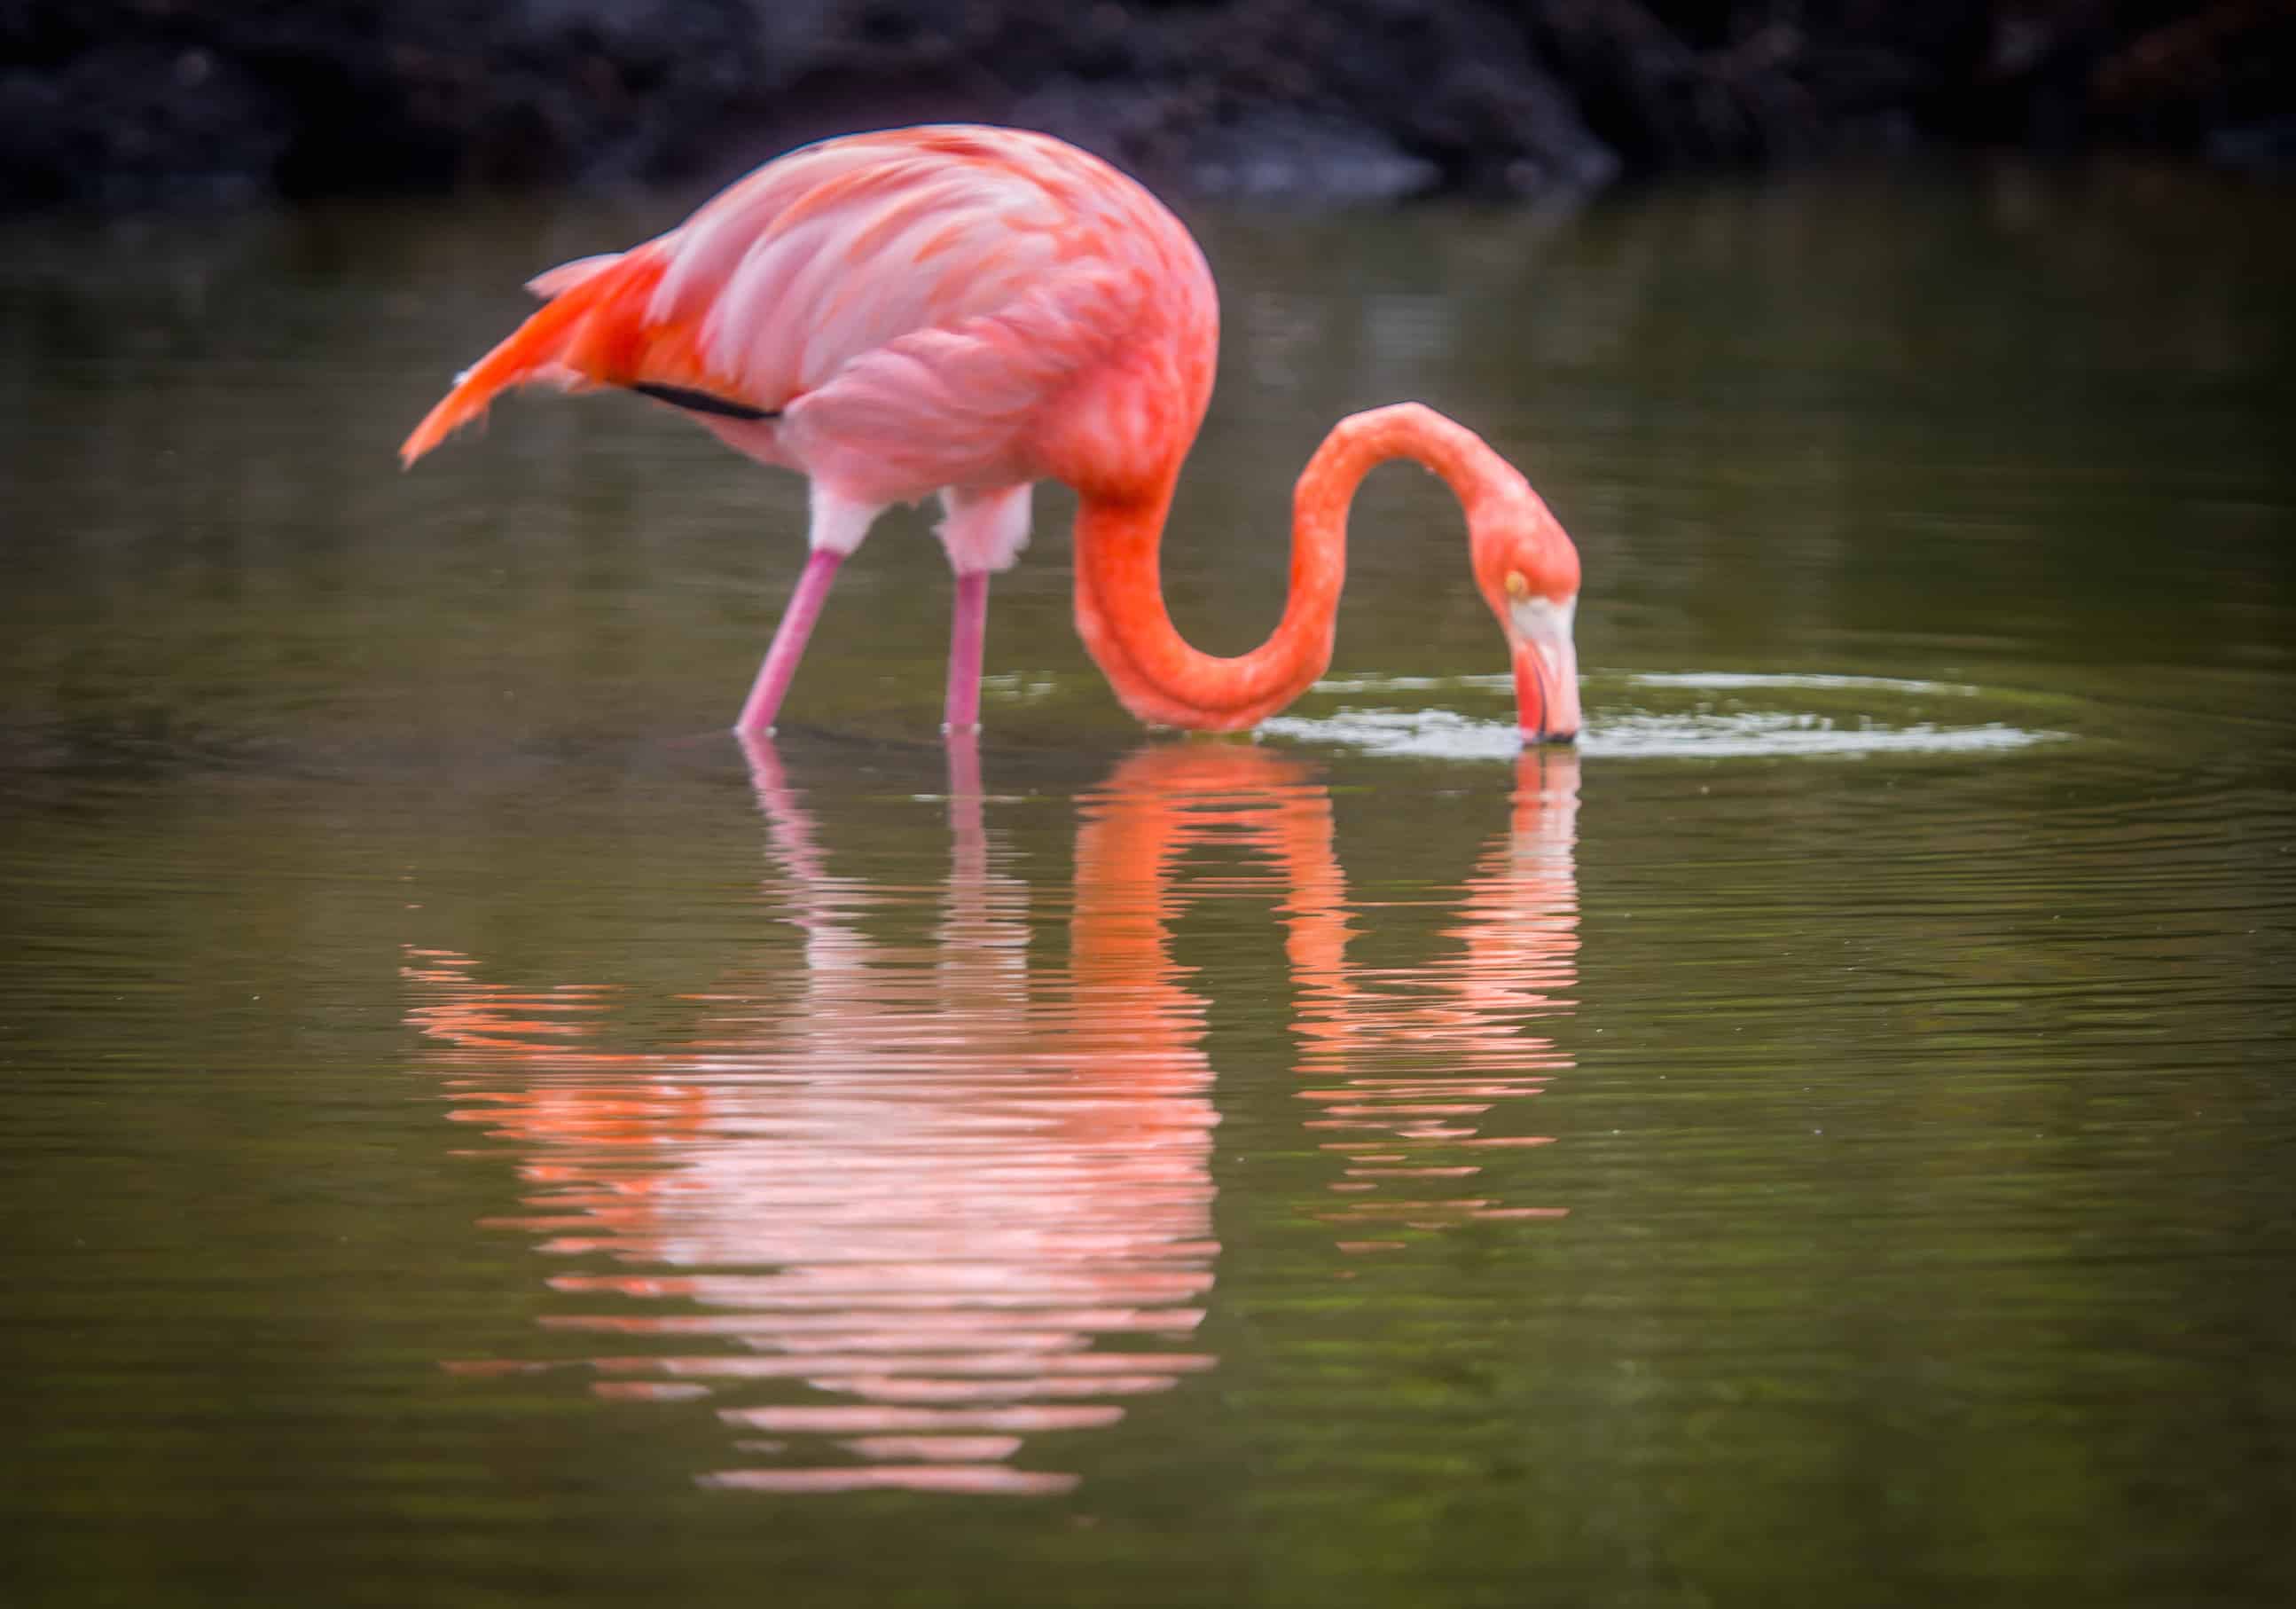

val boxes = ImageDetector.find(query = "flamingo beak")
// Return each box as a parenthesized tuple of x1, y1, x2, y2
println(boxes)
(1508, 593, 1580, 744)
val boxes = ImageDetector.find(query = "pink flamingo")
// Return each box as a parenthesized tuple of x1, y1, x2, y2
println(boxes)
(401, 125, 1581, 741)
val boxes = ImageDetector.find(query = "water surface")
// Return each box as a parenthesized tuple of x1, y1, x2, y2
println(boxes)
(4, 163, 2293, 1606)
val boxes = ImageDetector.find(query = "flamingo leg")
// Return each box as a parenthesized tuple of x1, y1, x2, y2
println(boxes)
(735, 549, 843, 737)
(943, 569, 989, 734)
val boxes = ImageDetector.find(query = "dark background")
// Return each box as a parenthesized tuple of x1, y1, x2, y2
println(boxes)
(4, 1, 2290, 212)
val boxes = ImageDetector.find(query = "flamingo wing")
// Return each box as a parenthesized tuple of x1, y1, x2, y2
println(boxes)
(401, 127, 1159, 501)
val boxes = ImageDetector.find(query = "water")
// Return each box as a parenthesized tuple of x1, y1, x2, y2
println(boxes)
(4, 162, 2293, 1606)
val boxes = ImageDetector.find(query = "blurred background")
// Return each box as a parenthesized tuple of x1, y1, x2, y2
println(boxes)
(5, 7, 2294, 1609)
(5, 1, 2292, 213)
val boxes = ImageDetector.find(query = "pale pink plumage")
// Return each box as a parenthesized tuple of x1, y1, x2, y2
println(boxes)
(404, 126, 1217, 734)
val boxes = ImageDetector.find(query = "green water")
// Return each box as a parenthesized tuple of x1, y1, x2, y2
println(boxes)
(4, 162, 2292, 1607)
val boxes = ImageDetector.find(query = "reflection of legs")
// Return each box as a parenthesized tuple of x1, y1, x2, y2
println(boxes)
(736, 729, 823, 877)
(735, 551, 842, 737)
(945, 728, 983, 867)
(944, 570, 988, 734)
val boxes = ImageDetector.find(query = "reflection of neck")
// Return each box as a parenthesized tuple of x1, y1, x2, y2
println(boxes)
(420, 739, 1579, 1103)
(1293, 746, 1580, 1075)
(1070, 746, 1342, 1041)
(1453, 746, 1581, 1026)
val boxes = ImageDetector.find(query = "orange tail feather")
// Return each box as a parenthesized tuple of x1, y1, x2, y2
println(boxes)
(398, 252, 669, 467)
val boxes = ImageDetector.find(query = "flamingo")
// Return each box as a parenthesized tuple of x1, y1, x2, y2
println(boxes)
(401, 125, 1582, 742)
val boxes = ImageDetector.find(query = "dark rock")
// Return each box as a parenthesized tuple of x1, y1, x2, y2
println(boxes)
(0, 2, 2286, 214)
(2209, 115, 2296, 177)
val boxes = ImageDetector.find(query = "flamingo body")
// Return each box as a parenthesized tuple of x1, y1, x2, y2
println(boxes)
(403, 125, 1580, 742)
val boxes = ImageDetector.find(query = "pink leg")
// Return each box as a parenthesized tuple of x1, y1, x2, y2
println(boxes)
(943, 569, 989, 734)
(735, 550, 842, 737)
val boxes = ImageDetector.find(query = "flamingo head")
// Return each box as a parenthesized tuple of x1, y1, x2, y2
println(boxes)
(1470, 487, 1582, 744)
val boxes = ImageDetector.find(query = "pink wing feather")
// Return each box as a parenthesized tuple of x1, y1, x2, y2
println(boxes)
(403, 127, 1213, 504)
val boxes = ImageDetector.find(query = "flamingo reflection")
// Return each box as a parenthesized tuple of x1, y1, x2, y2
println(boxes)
(404, 736, 1577, 1494)
(1295, 749, 1579, 1245)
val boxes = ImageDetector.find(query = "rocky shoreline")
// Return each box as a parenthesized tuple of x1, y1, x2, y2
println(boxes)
(3, 2, 2288, 213)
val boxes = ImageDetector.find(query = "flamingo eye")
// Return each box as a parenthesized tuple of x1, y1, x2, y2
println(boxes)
(1503, 569, 1530, 600)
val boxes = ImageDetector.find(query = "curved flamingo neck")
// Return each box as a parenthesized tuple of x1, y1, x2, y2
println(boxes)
(1073, 404, 1531, 732)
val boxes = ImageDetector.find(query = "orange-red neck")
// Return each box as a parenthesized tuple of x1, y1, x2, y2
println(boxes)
(1072, 404, 1532, 732)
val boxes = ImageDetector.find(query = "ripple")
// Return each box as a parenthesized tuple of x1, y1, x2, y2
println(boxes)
(1625, 671, 1975, 695)
(1271, 671, 2067, 761)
